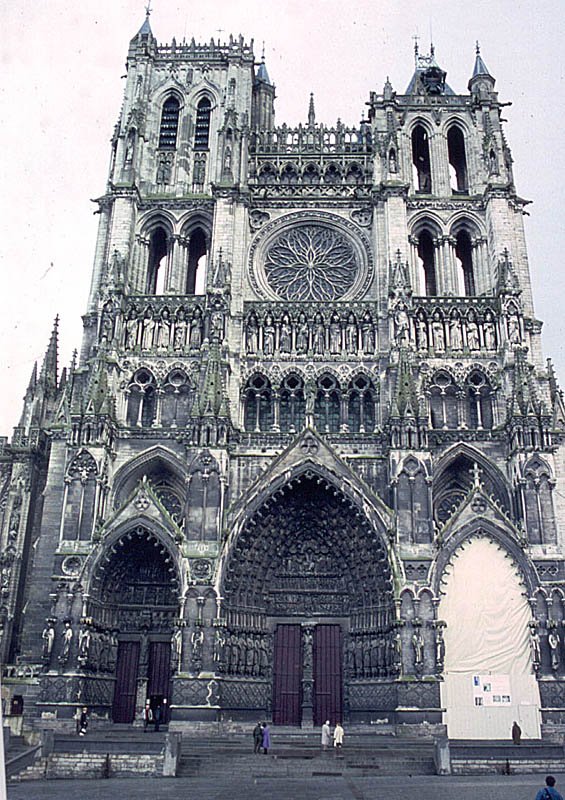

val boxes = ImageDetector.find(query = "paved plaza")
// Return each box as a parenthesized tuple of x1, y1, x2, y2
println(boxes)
(7, 772, 565, 800)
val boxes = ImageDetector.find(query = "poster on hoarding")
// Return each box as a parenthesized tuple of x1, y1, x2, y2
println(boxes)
(472, 674, 512, 707)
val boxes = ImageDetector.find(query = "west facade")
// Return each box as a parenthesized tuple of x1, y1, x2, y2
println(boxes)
(1, 16, 564, 739)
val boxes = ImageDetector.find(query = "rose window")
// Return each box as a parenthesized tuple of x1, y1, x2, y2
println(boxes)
(263, 225, 359, 301)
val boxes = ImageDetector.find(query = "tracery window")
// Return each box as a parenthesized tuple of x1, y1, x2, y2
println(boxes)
(429, 371, 458, 430)
(243, 374, 273, 432)
(161, 369, 192, 428)
(264, 224, 359, 302)
(279, 374, 306, 433)
(466, 371, 493, 430)
(347, 375, 376, 433)
(126, 369, 157, 428)
(158, 97, 180, 150)
(314, 374, 340, 433)
(194, 97, 212, 150)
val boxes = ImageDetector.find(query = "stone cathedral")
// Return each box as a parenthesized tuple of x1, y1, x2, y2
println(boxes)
(1, 15, 564, 740)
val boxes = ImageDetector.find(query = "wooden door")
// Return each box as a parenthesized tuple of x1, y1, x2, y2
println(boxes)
(112, 641, 140, 723)
(272, 624, 302, 725)
(147, 641, 171, 721)
(313, 624, 343, 726)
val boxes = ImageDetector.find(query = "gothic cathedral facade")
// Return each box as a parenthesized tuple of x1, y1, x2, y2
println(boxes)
(1, 16, 564, 739)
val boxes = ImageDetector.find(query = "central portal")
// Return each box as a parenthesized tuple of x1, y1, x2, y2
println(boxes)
(222, 472, 396, 725)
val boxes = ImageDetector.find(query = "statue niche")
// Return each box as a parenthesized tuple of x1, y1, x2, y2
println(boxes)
(62, 449, 98, 541)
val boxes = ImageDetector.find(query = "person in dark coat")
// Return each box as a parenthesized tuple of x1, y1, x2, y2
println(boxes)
(154, 703, 162, 732)
(262, 722, 271, 754)
(78, 707, 88, 736)
(253, 722, 263, 753)
(512, 720, 522, 745)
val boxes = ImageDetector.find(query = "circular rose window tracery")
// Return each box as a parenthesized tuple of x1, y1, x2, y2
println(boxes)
(263, 224, 359, 302)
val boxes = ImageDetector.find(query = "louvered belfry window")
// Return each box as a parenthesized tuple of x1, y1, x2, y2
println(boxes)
(194, 97, 211, 150)
(159, 97, 180, 149)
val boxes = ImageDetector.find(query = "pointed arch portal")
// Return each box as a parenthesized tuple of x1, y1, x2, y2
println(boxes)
(221, 472, 396, 725)
(88, 527, 181, 723)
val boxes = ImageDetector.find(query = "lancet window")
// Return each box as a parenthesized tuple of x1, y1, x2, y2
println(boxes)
(466, 371, 493, 430)
(429, 371, 459, 430)
(161, 369, 193, 428)
(412, 125, 432, 193)
(194, 97, 212, 149)
(447, 125, 468, 193)
(243, 374, 273, 432)
(186, 226, 208, 295)
(314, 374, 341, 433)
(417, 229, 437, 296)
(158, 96, 180, 150)
(126, 369, 157, 428)
(279, 374, 306, 433)
(455, 229, 476, 296)
(347, 375, 377, 433)
(146, 226, 169, 295)
(522, 456, 557, 545)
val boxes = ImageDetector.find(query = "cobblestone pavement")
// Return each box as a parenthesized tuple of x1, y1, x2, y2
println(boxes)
(7, 773, 565, 799)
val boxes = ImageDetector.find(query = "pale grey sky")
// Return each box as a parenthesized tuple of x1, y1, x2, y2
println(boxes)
(1, 0, 563, 433)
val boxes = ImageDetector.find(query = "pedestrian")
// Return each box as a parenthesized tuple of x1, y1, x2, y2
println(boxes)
(74, 706, 82, 735)
(262, 721, 271, 754)
(143, 699, 153, 732)
(333, 721, 344, 749)
(253, 721, 263, 753)
(512, 720, 522, 745)
(535, 775, 564, 800)
(321, 720, 331, 750)
(154, 702, 162, 732)
(78, 707, 88, 736)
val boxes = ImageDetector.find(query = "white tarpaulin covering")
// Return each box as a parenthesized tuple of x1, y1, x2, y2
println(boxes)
(439, 537, 541, 739)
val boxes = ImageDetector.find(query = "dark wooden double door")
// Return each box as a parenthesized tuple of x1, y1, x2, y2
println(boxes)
(272, 624, 342, 726)
(112, 640, 171, 723)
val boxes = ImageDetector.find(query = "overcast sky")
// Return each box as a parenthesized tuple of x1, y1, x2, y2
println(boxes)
(1, 0, 563, 434)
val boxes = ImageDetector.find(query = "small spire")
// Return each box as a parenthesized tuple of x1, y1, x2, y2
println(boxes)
(40, 316, 59, 391)
(308, 92, 316, 127)
(136, 1, 153, 38)
(469, 41, 495, 87)
(256, 43, 272, 84)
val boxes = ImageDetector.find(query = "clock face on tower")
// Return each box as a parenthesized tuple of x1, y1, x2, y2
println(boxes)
(263, 223, 359, 302)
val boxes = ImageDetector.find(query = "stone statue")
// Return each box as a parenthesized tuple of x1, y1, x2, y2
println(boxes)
(361, 310, 375, 354)
(394, 304, 410, 347)
(435, 626, 445, 671)
(388, 148, 398, 174)
(279, 313, 292, 353)
(191, 628, 204, 668)
(59, 620, 73, 665)
(345, 313, 358, 354)
(124, 308, 138, 350)
(156, 308, 171, 349)
(245, 313, 259, 354)
(312, 313, 325, 355)
(171, 624, 183, 673)
(548, 628, 561, 671)
(449, 313, 463, 351)
(483, 312, 497, 350)
(77, 624, 92, 667)
(329, 312, 342, 354)
(529, 624, 541, 669)
(42, 620, 55, 662)
(141, 308, 155, 350)
(263, 314, 275, 356)
(296, 312, 309, 354)
(467, 315, 480, 350)
(213, 627, 225, 665)
(189, 308, 203, 349)
(432, 312, 445, 352)
(174, 309, 187, 350)
(412, 628, 424, 668)
(507, 314, 521, 345)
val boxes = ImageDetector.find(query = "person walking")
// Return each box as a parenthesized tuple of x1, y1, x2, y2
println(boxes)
(262, 722, 271, 754)
(512, 720, 522, 744)
(253, 721, 263, 754)
(78, 707, 88, 736)
(321, 720, 331, 751)
(143, 699, 153, 732)
(333, 721, 344, 750)
(535, 775, 564, 799)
